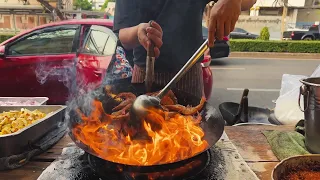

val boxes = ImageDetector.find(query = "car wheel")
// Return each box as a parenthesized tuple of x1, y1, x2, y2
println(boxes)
(303, 36, 313, 40)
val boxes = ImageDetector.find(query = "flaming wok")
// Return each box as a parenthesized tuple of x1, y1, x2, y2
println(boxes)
(68, 81, 224, 171)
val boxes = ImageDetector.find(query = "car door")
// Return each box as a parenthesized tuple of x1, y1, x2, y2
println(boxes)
(76, 25, 117, 90)
(0, 25, 80, 104)
(230, 28, 242, 39)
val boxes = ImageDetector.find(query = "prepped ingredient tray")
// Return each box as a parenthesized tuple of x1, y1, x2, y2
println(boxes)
(0, 97, 49, 106)
(0, 106, 66, 158)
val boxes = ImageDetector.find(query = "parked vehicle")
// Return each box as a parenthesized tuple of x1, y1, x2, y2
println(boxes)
(202, 26, 230, 59)
(230, 28, 259, 39)
(283, 25, 320, 40)
(0, 19, 214, 104)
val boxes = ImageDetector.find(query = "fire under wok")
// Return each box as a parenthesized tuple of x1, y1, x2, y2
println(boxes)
(68, 81, 225, 171)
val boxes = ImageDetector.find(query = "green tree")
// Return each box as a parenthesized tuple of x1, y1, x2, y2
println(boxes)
(74, 0, 93, 10)
(101, 0, 109, 11)
(260, 27, 270, 40)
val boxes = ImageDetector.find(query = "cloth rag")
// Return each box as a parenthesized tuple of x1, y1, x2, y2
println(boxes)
(262, 120, 309, 161)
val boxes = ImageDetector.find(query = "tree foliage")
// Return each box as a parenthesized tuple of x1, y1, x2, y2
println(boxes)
(101, 0, 109, 11)
(260, 27, 270, 41)
(74, 0, 93, 10)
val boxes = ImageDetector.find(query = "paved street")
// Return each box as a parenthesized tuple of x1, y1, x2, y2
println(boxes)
(208, 57, 320, 110)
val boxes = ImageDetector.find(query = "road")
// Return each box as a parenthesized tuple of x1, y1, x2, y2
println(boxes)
(208, 57, 320, 110)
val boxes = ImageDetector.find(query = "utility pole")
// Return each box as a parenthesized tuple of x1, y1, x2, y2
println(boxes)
(280, 0, 288, 40)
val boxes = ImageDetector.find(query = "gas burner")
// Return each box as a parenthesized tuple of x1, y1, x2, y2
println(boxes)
(87, 150, 212, 180)
(37, 146, 227, 180)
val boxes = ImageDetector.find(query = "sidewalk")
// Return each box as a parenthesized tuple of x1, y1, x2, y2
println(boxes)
(230, 52, 320, 60)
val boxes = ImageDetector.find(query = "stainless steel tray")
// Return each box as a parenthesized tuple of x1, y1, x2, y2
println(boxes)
(0, 105, 66, 158)
(0, 97, 49, 106)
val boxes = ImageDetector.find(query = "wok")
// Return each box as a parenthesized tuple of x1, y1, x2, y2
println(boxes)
(67, 79, 225, 171)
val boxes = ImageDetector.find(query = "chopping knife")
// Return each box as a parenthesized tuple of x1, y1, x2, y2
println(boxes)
(145, 20, 156, 93)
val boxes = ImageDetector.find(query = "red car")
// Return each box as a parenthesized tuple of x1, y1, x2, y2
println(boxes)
(0, 19, 213, 104)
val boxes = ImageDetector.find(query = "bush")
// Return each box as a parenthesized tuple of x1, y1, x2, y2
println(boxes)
(259, 27, 270, 40)
(0, 34, 14, 43)
(230, 40, 320, 53)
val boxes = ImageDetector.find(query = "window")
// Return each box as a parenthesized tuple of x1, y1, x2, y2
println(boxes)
(234, 28, 247, 33)
(103, 37, 116, 55)
(83, 26, 117, 56)
(91, 30, 109, 53)
(309, 25, 319, 32)
(8, 28, 76, 56)
(202, 26, 208, 38)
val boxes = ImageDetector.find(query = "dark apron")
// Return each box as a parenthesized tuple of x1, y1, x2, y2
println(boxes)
(131, 63, 204, 98)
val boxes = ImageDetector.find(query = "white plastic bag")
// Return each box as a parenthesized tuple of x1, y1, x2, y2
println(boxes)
(274, 65, 320, 125)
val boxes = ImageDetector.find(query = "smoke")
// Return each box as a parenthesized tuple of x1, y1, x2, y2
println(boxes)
(35, 58, 113, 126)
(35, 57, 119, 129)
(35, 59, 77, 91)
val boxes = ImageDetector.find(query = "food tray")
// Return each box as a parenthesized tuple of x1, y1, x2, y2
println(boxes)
(0, 105, 66, 158)
(0, 97, 49, 106)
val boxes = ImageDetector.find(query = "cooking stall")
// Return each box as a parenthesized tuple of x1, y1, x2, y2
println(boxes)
(0, 30, 319, 180)
(0, 86, 317, 180)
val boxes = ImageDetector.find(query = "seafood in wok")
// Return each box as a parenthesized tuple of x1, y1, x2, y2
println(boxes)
(72, 86, 208, 166)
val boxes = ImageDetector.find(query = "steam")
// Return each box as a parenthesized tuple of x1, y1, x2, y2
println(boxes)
(35, 58, 114, 125)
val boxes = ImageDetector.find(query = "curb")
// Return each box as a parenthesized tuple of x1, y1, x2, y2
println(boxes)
(229, 52, 320, 60)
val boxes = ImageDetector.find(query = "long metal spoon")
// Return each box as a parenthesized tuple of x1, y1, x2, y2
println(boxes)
(130, 39, 209, 123)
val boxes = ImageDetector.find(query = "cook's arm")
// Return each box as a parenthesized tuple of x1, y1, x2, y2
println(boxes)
(241, 0, 257, 11)
(114, 0, 141, 50)
(119, 26, 140, 50)
(211, 0, 256, 11)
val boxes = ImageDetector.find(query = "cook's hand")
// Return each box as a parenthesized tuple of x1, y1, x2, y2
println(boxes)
(137, 21, 163, 58)
(208, 0, 241, 47)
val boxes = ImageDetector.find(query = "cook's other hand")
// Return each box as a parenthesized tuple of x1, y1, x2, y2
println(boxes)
(137, 21, 163, 58)
(208, 0, 256, 47)
(119, 21, 163, 58)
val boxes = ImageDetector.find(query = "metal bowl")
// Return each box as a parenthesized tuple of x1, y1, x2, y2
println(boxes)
(272, 155, 320, 180)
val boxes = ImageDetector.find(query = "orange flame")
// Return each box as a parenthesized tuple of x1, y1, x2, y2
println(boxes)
(73, 99, 208, 166)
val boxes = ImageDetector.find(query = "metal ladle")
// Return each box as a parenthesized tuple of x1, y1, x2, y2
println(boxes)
(130, 39, 209, 122)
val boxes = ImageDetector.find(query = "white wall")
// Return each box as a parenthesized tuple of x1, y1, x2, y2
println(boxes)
(253, 0, 306, 7)
(92, 0, 105, 10)
(236, 15, 282, 40)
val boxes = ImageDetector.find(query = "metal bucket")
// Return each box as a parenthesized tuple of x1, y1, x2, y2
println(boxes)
(299, 77, 320, 154)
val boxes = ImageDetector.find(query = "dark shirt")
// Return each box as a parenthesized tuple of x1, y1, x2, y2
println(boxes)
(114, 0, 209, 73)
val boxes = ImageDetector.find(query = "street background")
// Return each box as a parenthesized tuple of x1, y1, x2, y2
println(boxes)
(209, 57, 320, 109)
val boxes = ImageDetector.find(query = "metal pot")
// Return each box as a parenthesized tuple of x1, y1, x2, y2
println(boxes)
(299, 77, 320, 154)
(272, 155, 320, 180)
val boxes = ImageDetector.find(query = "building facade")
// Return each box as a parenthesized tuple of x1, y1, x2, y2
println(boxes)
(0, 0, 73, 34)
(249, 0, 319, 29)
(91, 0, 105, 10)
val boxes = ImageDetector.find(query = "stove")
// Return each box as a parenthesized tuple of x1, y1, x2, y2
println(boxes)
(38, 135, 259, 180)
(87, 146, 226, 180)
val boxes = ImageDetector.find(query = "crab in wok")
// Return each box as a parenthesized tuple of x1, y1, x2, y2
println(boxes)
(103, 85, 206, 139)
(73, 86, 209, 165)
